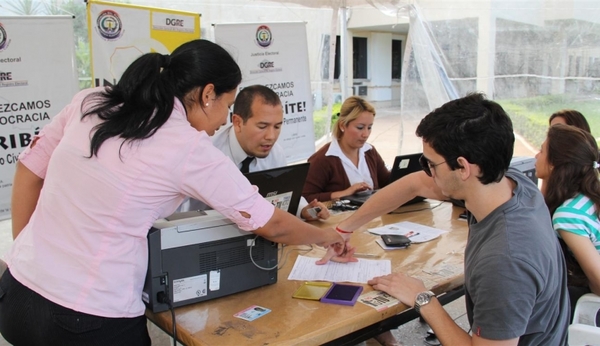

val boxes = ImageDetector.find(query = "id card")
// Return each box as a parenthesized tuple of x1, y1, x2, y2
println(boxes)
(234, 305, 271, 321)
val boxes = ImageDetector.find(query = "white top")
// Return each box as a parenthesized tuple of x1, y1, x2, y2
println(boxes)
(211, 124, 308, 216)
(325, 139, 374, 187)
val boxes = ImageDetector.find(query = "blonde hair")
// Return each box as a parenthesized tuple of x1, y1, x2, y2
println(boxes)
(332, 96, 376, 139)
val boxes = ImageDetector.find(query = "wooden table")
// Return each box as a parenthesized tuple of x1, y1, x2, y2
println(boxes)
(146, 201, 469, 345)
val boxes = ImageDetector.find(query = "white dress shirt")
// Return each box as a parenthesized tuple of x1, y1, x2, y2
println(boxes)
(182, 124, 309, 217)
(325, 139, 374, 188)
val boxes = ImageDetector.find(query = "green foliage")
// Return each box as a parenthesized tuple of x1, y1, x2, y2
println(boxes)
(312, 103, 342, 140)
(497, 95, 600, 149)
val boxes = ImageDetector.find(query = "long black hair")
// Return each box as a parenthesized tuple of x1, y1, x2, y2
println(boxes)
(81, 39, 242, 157)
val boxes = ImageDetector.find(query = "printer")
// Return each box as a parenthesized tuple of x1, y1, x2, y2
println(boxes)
(143, 210, 278, 313)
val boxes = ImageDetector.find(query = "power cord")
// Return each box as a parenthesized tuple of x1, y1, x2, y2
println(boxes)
(249, 235, 293, 270)
(389, 200, 445, 214)
(249, 236, 316, 271)
(157, 277, 177, 346)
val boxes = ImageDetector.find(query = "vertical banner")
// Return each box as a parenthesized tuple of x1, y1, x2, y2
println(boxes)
(87, 0, 200, 86)
(0, 16, 78, 220)
(215, 23, 315, 163)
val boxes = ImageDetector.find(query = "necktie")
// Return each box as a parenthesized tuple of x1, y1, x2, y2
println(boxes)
(240, 156, 255, 174)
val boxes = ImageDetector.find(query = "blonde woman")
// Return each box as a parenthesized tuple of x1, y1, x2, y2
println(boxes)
(302, 96, 390, 202)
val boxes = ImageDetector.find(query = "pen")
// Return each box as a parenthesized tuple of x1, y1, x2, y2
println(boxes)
(354, 253, 381, 258)
(404, 231, 420, 238)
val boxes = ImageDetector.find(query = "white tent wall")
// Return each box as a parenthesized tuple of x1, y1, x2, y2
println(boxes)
(5, 0, 599, 153)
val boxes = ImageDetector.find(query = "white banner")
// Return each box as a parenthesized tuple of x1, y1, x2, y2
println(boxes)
(0, 16, 78, 220)
(215, 22, 315, 163)
(88, 0, 200, 87)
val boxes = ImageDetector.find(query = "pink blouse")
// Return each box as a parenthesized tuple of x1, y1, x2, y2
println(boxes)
(6, 88, 275, 318)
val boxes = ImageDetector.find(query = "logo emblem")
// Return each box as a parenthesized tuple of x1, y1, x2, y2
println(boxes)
(97, 10, 123, 40)
(0, 23, 9, 52)
(255, 25, 272, 48)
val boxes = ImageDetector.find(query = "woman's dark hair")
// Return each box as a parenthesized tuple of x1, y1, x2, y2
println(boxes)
(81, 39, 242, 156)
(544, 124, 600, 216)
(549, 109, 591, 133)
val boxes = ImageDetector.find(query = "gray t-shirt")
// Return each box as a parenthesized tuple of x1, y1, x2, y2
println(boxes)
(464, 168, 569, 345)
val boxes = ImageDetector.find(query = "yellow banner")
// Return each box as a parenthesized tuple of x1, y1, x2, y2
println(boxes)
(87, 0, 200, 87)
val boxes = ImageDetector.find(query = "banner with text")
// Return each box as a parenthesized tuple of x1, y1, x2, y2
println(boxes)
(87, 0, 200, 86)
(215, 22, 315, 163)
(0, 16, 79, 219)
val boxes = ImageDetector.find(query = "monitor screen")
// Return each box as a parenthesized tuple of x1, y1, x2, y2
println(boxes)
(244, 162, 310, 216)
(389, 153, 423, 184)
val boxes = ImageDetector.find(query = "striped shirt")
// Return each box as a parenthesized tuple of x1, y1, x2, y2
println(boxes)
(553, 193, 600, 253)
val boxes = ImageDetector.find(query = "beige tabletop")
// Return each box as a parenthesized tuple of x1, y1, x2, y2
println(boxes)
(146, 200, 469, 346)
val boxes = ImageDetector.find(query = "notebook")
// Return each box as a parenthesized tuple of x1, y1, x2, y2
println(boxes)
(343, 153, 426, 206)
(243, 162, 310, 216)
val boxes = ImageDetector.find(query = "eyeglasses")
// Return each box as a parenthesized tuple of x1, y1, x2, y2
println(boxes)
(419, 155, 450, 177)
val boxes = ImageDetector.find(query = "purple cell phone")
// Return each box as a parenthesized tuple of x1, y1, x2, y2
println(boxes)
(320, 283, 363, 306)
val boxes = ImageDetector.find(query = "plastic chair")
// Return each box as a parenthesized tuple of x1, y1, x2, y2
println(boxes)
(569, 293, 600, 346)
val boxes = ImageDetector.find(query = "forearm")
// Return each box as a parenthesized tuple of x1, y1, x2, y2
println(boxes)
(11, 161, 44, 239)
(420, 298, 473, 345)
(254, 208, 339, 246)
(330, 189, 351, 201)
(338, 171, 442, 232)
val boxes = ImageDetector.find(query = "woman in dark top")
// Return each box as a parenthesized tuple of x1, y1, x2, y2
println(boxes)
(302, 96, 390, 202)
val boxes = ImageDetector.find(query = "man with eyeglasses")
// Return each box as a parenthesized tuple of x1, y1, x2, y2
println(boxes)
(324, 93, 569, 346)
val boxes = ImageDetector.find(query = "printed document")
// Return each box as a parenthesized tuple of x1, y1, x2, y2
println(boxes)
(287, 255, 391, 283)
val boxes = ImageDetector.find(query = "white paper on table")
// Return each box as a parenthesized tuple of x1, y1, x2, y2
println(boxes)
(287, 255, 391, 284)
(368, 221, 448, 243)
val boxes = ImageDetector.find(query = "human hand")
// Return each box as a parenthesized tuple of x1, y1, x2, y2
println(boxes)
(368, 272, 427, 307)
(347, 182, 372, 196)
(316, 227, 357, 265)
(301, 199, 331, 221)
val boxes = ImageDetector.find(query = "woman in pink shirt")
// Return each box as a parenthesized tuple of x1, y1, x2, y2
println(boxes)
(0, 39, 345, 345)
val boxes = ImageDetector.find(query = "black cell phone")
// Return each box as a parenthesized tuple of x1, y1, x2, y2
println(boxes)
(381, 234, 411, 248)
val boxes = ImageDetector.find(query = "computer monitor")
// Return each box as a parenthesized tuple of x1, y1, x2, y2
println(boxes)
(389, 153, 425, 184)
(244, 162, 310, 216)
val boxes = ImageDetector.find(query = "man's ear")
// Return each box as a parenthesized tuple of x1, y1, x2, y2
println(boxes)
(232, 114, 243, 132)
(456, 156, 474, 181)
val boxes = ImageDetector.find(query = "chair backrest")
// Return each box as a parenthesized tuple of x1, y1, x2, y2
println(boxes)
(568, 293, 600, 346)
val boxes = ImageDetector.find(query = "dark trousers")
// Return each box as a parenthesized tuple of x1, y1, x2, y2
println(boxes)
(0, 269, 151, 346)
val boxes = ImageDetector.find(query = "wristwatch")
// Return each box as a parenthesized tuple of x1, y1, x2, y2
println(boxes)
(414, 290, 435, 314)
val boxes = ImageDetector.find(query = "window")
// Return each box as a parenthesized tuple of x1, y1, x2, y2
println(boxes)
(331, 36, 368, 79)
(353, 37, 368, 79)
(392, 39, 402, 79)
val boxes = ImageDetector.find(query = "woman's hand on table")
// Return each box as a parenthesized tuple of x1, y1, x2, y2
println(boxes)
(346, 182, 372, 196)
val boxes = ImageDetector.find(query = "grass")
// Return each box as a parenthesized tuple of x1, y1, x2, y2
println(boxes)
(312, 102, 342, 140)
(496, 94, 600, 149)
(310, 95, 600, 150)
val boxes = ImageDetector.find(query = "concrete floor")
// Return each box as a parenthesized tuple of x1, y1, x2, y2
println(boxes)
(0, 109, 537, 345)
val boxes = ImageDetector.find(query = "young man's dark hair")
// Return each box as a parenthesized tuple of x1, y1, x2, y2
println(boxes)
(233, 85, 281, 123)
(416, 93, 514, 184)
